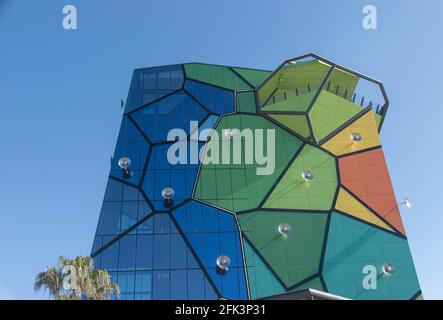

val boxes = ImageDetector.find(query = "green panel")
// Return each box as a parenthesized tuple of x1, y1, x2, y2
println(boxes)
(239, 210, 328, 287)
(268, 114, 311, 138)
(243, 239, 286, 299)
(194, 114, 303, 212)
(415, 294, 424, 300)
(325, 67, 359, 99)
(236, 91, 257, 114)
(293, 277, 324, 291)
(261, 90, 316, 113)
(257, 69, 281, 107)
(264, 144, 337, 210)
(232, 68, 271, 87)
(323, 212, 421, 300)
(184, 63, 252, 90)
(279, 60, 331, 91)
(309, 90, 362, 142)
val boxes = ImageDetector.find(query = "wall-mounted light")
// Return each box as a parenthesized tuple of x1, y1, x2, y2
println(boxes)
(351, 132, 362, 142)
(118, 157, 132, 178)
(216, 255, 230, 274)
(381, 262, 395, 276)
(398, 197, 412, 209)
(278, 223, 292, 236)
(302, 170, 314, 181)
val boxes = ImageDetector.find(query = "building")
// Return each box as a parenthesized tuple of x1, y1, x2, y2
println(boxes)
(91, 54, 422, 300)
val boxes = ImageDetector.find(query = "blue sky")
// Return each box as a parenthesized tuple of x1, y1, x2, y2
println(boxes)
(0, 0, 442, 299)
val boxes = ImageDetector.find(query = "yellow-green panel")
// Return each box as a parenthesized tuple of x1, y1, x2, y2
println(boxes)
(309, 90, 362, 142)
(264, 144, 337, 210)
(261, 90, 316, 113)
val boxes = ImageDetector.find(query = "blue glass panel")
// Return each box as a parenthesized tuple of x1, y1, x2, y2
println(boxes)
(100, 239, 119, 271)
(143, 143, 202, 210)
(153, 271, 170, 300)
(187, 269, 205, 300)
(171, 270, 187, 299)
(125, 65, 184, 113)
(118, 235, 136, 271)
(136, 235, 153, 270)
(132, 91, 208, 143)
(185, 80, 234, 115)
(110, 116, 150, 185)
(135, 271, 152, 300)
(172, 200, 248, 299)
(95, 181, 151, 246)
(153, 234, 170, 270)
(93, 212, 219, 300)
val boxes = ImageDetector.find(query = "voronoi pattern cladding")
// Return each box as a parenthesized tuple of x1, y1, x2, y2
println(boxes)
(91, 54, 422, 300)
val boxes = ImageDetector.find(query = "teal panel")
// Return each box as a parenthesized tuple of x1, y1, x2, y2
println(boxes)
(323, 212, 421, 300)
(243, 239, 285, 299)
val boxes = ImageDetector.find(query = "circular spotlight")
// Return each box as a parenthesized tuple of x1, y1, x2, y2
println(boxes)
(351, 132, 362, 142)
(278, 223, 292, 236)
(382, 262, 395, 276)
(216, 255, 231, 272)
(161, 187, 175, 201)
(302, 170, 314, 181)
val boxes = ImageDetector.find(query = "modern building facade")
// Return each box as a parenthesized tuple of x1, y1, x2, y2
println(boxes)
(91, 54, 422, 300)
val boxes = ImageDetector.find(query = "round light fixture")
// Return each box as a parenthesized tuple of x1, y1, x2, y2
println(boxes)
(351, 132, 362, 142)
(302, 170, 314, 181)
(381, 262, 395, 276)
(161, 187, 175, 201)
(278, 223, 292, 236)
(216, 255, 231, 272)
(118, 157, 132, 178)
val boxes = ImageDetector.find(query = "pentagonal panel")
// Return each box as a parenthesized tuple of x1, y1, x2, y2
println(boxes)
(239, 210, 328, 288)
(321, 111, 381, 156)
(172, 200, 248, 300)
(236, 91, 256, 114)
(193, 114, 303, 212)
(323, 212, 421, 300)
(338, 148, 405, 235)
(264, 144, 337, 211)
(131, 91, 208, 143)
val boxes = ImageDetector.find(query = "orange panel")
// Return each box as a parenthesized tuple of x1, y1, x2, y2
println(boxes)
(338, 148, 405, 235)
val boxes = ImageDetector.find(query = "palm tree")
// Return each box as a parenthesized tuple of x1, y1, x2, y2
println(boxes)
(34, 266, 64, 300)
(35, 256, 120, 300)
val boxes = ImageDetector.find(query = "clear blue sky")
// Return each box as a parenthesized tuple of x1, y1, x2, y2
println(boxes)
(0, 0, 441, 299)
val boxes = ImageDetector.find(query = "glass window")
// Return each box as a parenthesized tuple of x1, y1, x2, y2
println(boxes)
(187, 269, 205, 299)
(170, 234, 187, 269)
(170, 270, 187, 299)
(136, 235, 153, 270)
(118, 235, 136, 270)
(153, 234, 170, 269)
(153, 271, 170, 300)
